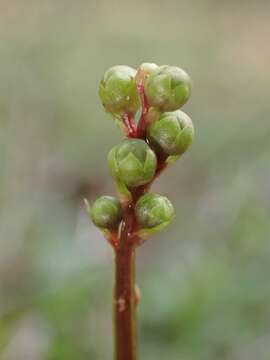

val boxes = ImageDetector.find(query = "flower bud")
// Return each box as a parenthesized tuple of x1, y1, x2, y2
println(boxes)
(144, 65, 191, 111)
(148, 110, 194, 156)
(89, 196, 122, 230)
(135, 62, 159, 87)
(99, 65, 140, 116)
(135, 193, 174, 236)
(108, 139, 157, 188)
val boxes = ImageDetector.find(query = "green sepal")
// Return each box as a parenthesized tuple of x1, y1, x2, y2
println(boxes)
(143, 149, 157, 177)
(174, 125, 194, 155)
(119, 152, 144, 182)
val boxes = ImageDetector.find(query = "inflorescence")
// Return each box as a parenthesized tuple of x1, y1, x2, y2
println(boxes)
(86, 63, 194, 247)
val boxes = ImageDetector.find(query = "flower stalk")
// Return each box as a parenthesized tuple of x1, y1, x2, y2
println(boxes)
(114, 203, 137, 360)
(86, 62, 194, 360)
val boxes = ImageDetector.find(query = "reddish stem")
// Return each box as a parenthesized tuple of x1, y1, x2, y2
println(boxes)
(113, 84, 168, 360)
(114, 202, 137, 360)
(123, 113, 137, 138)
(136, 84, 149, 139)
(113, 154, 166, 360)
(122, 84, 150, 139)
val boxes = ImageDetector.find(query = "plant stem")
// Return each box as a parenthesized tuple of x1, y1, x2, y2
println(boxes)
(114, 203, 137, 360)
(113, 154, 167, 360)
(113, 91, 167, 358)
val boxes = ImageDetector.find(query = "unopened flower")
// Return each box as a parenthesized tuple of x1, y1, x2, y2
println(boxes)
(89, 196, 122, 230)
(99, 65, 140, 116)
(145, 65, 191, 111)
(135, 193, 175, 237)
(135, 62, 159, 88)
(148, 110, 194, 156)
(108, 139, 157, 188)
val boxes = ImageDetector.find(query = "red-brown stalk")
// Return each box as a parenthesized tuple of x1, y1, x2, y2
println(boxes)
(112, 85, 166, 360)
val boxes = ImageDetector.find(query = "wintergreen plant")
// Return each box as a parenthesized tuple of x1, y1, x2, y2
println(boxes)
(86, 63, 194, 360)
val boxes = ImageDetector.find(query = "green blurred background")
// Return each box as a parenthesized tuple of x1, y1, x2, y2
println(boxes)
(0, 0, 270, 359)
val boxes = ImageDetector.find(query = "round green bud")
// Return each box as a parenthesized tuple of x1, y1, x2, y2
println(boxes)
(135, 62, 159, 87)
(99, 65, 140, 116)
(148, 110, 194, 156)
(144, 65, 192, 111)
(90, 196, 122, 229)
(135, 193, 175, 229)
(108, 139, 157, 188)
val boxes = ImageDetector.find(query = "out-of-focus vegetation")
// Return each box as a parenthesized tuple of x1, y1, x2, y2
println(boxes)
(0, 1, 270, 359)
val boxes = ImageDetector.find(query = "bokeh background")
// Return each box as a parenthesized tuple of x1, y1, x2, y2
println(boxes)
(1, 0, 270, 359)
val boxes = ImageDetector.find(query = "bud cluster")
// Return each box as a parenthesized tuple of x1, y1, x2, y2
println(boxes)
(88, 63, 194, 246)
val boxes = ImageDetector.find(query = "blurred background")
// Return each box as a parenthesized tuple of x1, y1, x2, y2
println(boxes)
(0, 0, 270, 359)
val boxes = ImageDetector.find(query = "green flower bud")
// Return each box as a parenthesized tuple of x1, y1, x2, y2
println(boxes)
(135, 193, 174, 237)
(108, 139, 157, 188)
(99, 65, 140, 116)
(145, 65, 192, 111)
(148, 110, 194, 156)
(135, 62, 159, 87)
(89, 196, 122, 230)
